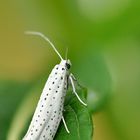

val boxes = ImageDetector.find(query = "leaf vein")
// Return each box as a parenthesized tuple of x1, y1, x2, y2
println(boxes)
(69, 105, 80, 140)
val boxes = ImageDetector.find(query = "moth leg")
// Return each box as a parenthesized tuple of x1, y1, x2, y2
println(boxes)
(70, 73, 84, 88)
(70, 73, 77, 81)
(69, 75, 87, 106)
(62, 116, 70, 133)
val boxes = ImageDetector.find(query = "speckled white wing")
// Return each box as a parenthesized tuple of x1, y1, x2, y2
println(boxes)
(23, 64, 68, 140)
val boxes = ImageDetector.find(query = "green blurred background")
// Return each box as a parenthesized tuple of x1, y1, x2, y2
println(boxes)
(0, 0, 140, 140)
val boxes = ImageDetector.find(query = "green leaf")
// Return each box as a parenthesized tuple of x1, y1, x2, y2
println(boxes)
(0, 81, 31, 140)
(55, 87, 93, 140)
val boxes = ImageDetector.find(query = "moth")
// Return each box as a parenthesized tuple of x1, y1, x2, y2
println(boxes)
(23, 31, 87, 140)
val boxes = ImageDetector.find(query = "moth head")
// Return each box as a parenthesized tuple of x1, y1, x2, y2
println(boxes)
(66, 59, 71, 69)
(60, 59, 71, 70)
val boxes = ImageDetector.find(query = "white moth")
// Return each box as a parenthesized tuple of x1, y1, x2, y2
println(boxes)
(23, 31, 87, 140)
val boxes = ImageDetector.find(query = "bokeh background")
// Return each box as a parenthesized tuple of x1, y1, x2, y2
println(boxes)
(0, 0, 140, 140)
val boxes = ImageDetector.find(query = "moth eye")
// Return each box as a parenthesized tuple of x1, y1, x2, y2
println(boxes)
(66, 63, 71, 69)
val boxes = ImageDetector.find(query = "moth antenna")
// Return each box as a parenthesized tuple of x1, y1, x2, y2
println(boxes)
(25, 31, 63, 60)
(65, 47, 68, 60)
